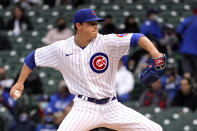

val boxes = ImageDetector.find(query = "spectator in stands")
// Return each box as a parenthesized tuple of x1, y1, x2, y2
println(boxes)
(42, 17, 73, 45)
(14, 71, 43, 95)
(0, 33, 12, 50)
(27, 94, 50, 124)
(132, 53, 150, 76)
(0, 66, 14, 89)
(43, 0, 85, 7)
(54, 101, 73, 125)
(0, 83, 16, 113)
(48, 80, 74, 114)
(99, 15, 120, 34)
(0, 105, 13, 131)
(0, 16, 5, 30)
(6, 5, 33, 36)
(159, 24, 179, 55)
(139, 79, 170, 109)
(43, 0, 56, 7)
(0, 14, 12, 50)
(141, 8, 163, 40)
(122, 15, 139, 33)
(161, 58, 182, 101)
(116, 59, 135, 102)
(37, 94, 50, 119)
(176, 5, 197, 80)
(0, 0, 10, 7)
(14, 0, 33, 9)
(71, 0, 86, 8)
(8, 108, 36, 131)
(47, 81, 74, 125)
(171, 77, 197, 111)
(43, 0, 68, 7)
(129, 37, 159, 75)
(36, 107, 57, 131)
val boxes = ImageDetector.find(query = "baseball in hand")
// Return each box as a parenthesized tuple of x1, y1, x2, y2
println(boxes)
(14, 90, 21, 98)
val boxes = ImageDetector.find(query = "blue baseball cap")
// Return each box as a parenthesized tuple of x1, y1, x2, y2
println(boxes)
(38, 94, 49, 102)
(147, 9, 159, 16)
(73, 8, 104, 25)
(44, 107, 53, 115)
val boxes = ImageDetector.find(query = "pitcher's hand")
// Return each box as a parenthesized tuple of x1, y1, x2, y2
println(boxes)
(10, 83, 24, 99)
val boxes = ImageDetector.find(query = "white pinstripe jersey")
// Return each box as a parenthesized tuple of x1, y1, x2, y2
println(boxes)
(35, 33, 133, 99)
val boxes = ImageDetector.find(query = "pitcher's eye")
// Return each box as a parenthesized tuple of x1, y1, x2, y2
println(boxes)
(87, 22, 98, 26)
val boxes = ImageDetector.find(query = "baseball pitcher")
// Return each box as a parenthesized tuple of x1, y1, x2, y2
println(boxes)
(10, 8, 166, 131)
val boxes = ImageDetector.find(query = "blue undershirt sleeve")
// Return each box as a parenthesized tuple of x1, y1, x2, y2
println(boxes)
(130, 33, 144, 47)
(24, 50, 36, 70)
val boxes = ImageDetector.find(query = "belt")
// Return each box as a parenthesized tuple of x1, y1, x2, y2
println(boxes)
(77, 95, 116, 104)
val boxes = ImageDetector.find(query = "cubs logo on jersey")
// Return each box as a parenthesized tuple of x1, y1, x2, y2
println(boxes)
(89, 52, 109, 73)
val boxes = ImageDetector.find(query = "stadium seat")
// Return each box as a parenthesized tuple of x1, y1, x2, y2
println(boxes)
(0, 106, 13, 131)
(1, 1, 197, 130)
(123, 101, 138, 109)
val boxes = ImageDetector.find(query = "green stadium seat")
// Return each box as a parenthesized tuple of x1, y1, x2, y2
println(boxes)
(1, 1, 197, 130)
(0, 106, 13, 131)
(37, 68, 62, 95)
(138, 106, 156, 114)
(123, 101, 138, 109)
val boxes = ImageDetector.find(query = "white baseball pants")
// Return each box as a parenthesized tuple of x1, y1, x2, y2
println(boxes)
(57, 97, 162, 131)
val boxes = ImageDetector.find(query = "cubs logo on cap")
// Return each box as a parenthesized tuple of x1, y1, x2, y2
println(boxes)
(92, 10, 96, 16)
(73, 8, 104, 25)
(90, 52, 109, 73)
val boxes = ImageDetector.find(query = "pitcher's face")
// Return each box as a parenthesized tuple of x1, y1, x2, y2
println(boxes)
(77, 21, 98, 39)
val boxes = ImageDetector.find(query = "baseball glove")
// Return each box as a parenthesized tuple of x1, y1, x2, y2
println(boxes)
(140, 54, 166, 86)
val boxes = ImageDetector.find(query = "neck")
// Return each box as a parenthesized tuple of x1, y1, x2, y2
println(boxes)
(75, 34, 92, 47)
(183, 90, 190, 95)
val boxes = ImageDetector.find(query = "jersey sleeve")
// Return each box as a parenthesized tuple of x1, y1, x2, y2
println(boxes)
(35, 42, 60, 69)
(104, 33, 144, 58)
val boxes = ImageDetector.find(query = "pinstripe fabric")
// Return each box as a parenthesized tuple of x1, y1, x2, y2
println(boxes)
(35, 42, 60, 69)
(57, 97, 162, 131)
(35, 33, 162, 131)
(101, 101, 162, 131)
(34, 33, 131, 99)
(57, 97, 101, 131)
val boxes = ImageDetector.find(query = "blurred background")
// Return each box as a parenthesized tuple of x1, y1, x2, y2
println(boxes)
(0, 0, 197, 131)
